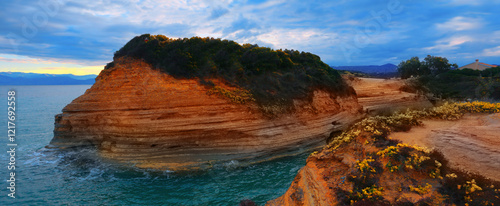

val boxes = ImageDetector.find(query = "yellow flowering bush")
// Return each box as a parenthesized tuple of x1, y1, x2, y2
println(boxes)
(457, 101, 500, 114)
(426, 102, 463, 120)
(356, 156, 376, 173)
(207, 86, 255, 104)
(350, 185, 384, 203)
(410, 183, 433, 195)
(404, 153, 431, 170)
(377, 143, 433, 174)
(462, 179, 483, 203)
(327, 129, 361, 151)
(429, 160, 442, 179)
(463, 179, 482, 194)
(385, 161, 399, 173)
(377, 143, 428, 158)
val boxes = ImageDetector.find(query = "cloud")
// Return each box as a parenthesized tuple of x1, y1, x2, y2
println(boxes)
(448, 0, 500, 5)
(424, 35, 473, 52)
(448, 0, 483, 5)
(436, 16, 482, 31)
(482, 46, 500, 57)
(0, 54, 58, 64)
(257, 28, 338, 50)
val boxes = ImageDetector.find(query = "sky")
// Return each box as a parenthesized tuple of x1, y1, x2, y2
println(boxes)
(1, 0, 500, 75)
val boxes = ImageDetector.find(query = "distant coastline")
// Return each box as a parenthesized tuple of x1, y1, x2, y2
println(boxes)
(0, 72, 97, 85)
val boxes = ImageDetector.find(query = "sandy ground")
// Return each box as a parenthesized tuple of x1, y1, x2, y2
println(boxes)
(349, 78, 433, 114)
(390, 113, 500, 181)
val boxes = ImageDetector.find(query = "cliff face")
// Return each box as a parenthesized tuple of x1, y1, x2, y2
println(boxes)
(50, 58, 362, 170)
(266, 156, 338, 206)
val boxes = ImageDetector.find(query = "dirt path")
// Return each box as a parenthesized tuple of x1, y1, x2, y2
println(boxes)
(390, 113, 500, 181)
(349, 78, 433, 115)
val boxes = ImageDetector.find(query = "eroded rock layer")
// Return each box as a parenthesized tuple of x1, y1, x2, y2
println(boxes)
(50, 58, 362, 170)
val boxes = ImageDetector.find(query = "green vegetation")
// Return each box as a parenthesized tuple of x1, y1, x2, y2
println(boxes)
(337, 70, 370, 78)
(349, 185, 384, 203)
(409, 183, 433, 195)
(110, 34, 350, 115)
(405, 66, 500, 100)
(397, 55, 500, 100)
(397, 55, 458, 79)
(206, 86, 255, 104)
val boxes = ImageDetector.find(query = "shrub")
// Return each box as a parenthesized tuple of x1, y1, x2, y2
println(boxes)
(406, 66, 500, 100)
(206, 86, 255, 104)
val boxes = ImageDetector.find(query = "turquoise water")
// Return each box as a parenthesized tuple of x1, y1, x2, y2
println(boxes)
(0, 85, 308, 205)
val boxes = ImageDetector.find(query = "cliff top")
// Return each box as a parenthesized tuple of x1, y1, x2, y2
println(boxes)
(107, 34, 352, 114)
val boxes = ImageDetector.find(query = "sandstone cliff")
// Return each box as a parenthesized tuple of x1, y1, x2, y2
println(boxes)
(49, 58, 362, 170)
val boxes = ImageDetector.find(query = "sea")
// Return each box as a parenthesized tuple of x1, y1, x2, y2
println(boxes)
(0, 85, 308, 205)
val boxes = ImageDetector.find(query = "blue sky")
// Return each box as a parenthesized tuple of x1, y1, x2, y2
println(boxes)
(1, 0, 500, 74)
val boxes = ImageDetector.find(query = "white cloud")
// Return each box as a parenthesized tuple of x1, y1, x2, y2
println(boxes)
(0, 53, 106, 66)
(436, 16, 482, 31)
(448, 0, 482, 5)
(0, 54, 57, 64)
(482, 46, 500, 56)
(424, 35, 473, 52)
(448, 0, 500, 5)
(256, 28, 339, 51)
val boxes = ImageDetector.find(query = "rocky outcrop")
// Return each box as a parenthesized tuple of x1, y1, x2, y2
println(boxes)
(269, 109, 500, 205)
(266, 157, 338, 206)
(266, 140, 443, 206)
(49, 58, 362, 170)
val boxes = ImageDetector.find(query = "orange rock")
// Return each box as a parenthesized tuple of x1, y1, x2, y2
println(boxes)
(49, 58, 363, 170)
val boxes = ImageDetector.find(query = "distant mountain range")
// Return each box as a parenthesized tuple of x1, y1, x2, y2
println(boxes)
(332, 63, 398, 74)
(0, 72, 97, 85)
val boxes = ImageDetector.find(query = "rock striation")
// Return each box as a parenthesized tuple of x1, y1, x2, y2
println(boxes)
(49, 58, 362, 170)
(391, 113, 500, 182)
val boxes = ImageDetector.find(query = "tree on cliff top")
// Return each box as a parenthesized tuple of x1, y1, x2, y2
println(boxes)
(109, 34, 352, 115)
